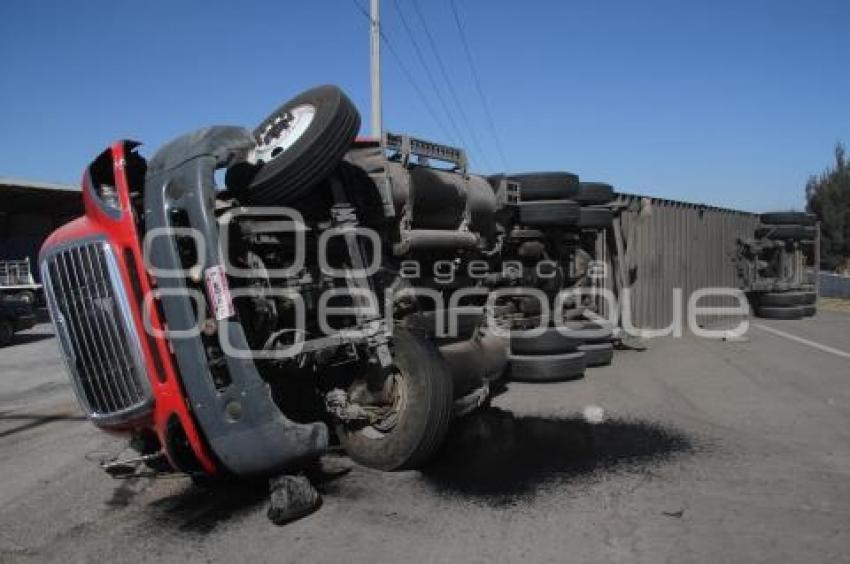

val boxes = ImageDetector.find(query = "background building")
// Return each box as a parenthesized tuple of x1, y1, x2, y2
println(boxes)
(0, 177, 82, 282)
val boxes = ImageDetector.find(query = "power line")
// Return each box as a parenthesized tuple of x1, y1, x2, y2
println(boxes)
(448, 0, 509, 170)
(350, 0, 455, 144)
(391, 0, 475, 162)
(409, 0, 495, 172)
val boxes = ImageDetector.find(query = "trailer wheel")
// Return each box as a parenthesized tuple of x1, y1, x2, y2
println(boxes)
(755, 225, 817, 241)
(518, 200, 580, 226)
(510, 326, 582, 355)
(506, 171, 580, 200)
(759, 212, 817, 226)
(563, 320, 614, 343)
(799, 292, 817, 305)
(755, 305, 805, 320)
(578, 342, 614, 367)
(0, 321, 13, 347)
(576, 206, 614, 229)
(242, 85, 360, 205)
(575, 182, 616, 205)
(507, 351, 586, 382)
(337, 328, 453, 471)
(758, 291, 807, 307)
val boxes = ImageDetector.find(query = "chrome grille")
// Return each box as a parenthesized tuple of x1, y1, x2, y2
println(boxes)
(41, 239, 152, 423)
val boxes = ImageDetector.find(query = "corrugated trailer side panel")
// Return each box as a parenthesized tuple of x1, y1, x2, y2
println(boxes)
(608, 195, 760, 330)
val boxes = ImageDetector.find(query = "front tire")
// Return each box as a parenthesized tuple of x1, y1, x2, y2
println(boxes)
(243, 85, 360, 205)
(337, 328, 453, 471)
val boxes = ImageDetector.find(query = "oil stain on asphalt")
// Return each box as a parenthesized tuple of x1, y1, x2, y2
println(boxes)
(422, 407, 700, 503)
(140, 407, 702, 532)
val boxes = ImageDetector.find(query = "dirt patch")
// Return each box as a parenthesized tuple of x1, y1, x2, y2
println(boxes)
(819, 297, 850, 313)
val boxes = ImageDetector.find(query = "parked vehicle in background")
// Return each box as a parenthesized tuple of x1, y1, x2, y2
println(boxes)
(0, 295, 36, 346)
(0, 258, 41, 304)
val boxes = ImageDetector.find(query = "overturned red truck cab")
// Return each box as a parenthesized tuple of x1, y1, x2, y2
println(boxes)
(40, 85, 615, 482)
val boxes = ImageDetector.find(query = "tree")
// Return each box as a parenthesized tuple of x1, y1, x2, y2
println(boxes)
(805, 142, 850, 271)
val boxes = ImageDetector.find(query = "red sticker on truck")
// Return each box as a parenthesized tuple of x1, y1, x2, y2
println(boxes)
(204, 264, 235, 321)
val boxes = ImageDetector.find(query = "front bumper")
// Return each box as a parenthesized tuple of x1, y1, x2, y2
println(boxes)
(143, 127, 328, 476)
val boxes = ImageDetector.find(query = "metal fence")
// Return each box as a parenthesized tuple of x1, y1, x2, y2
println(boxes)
(601, 194, 760, 330)
(818, 272, 850, 298)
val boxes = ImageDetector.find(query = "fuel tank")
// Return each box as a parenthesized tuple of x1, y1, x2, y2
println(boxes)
(346, 145, 499, 242)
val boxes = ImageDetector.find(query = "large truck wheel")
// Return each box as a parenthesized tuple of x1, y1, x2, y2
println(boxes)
(518, 200, 580, 226)
(337, 329, 453, 471)
(507, 351, 586, 382)
(242, 85, 360, 205)
(576, 206, 614, 229)
(755, 305, 805, 320)
(575, 182, 616, 205)
(759, 212, 816, 226)
(758, 291, 807, 307)
(505, 171, 580, 200)
(755, 225, 817, 241)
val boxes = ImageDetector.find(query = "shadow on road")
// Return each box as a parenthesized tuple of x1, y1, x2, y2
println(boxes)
(9, 331, 54, 346)
(145, 479, 270, 534)
(0, 412, 86, 438)
(144, 462, 348, 534)
(423, 407, 698, 501)
(141, 407, 700, 530)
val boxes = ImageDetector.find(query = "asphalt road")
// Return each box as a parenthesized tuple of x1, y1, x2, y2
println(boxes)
(1, 311, 849, 563)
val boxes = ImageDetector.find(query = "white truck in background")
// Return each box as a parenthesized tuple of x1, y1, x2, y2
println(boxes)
(0, 258, 41, 304)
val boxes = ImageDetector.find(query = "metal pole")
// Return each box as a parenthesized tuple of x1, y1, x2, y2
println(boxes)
(370, 0, 382, 138)
(815, 220, 821, 295)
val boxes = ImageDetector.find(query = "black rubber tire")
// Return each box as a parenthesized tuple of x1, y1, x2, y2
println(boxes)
(759, 212, 817, 226)
(562, 320, 614, 343)
(245, 85, 360, 205)
(755, 225, 817, 241)
(336, 328, 453, 471)
(801, 305, 816, 317)
(506, 171, 580, 201)
(508, 351, 586, 382)
(510, 327, 582, 355)
(575, 182, 616, 205)
(518, 200, 580, 226)
(576, 206, 613, 229)
(755, 305, 805, 320)
(578, 342, 614, 367)
(799, 292, 817, 305)
(416, 309, 482, 342)
(0, 320, 13, 347)
(759, 291, 808, 307)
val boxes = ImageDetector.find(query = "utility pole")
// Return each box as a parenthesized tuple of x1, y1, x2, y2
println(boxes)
(370, 0, 382, 138)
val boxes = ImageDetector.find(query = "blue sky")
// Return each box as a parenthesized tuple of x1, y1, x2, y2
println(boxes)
(1, 0, 847, 212)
